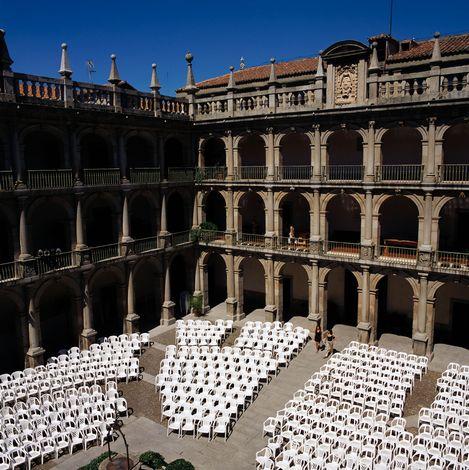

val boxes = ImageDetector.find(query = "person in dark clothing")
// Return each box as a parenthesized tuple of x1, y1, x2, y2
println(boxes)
(314, 325, 322, 352)
(323, 329, 335, 358)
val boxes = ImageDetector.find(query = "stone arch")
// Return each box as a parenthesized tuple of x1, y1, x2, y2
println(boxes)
(380, 126, 423, 166)
(35, 276, 81, 357)
(237, 133, 267, 167)
(79, 128, 115, 169)
(278, 131, 311, 167)
(125, 132, 155, 168)
(205, 252, 227, 309)
(203, 190, 227, 231)
(129, 191, 158, 239)
(436, 196, 469, 253)
(27, 196, 74, 254)
(279, 262, 309, 320)
(169, 252, 192, 318)
(166, 190, 191, 233)
(325, 193, 362, 244)
(164, 135, 187, 172)
(83, 192, 120, 246)
(240, 256, 266, 314)
(442, 123, 469, 167)
(325, 265, 360, 328)
(89, 265, 126, 338)
(133, 257, 162, 330)
(201, 136, 226, 167)
(278, 191, 311, 238)
(326, 128, 365, 166)
(237, 191, 266, 234)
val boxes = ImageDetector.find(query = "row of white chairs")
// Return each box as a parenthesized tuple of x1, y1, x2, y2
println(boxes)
(257, 342, 427, 469)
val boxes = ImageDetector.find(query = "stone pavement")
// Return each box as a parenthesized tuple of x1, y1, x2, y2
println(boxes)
(47, 308, 469, 470)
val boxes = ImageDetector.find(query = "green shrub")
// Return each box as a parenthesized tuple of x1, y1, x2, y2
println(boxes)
(166, 459, 195, 470)
(139, 450, 166, 469)
(190, 222, 219, 242)
(78, 451, 117, 470)
(190, 294, 204, 316)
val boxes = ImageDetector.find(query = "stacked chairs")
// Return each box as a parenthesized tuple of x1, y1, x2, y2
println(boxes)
(234, 321, 309, 365)
(257, 342, 429, 469)
(0, 333, 146, 467)
(156, 321, 308, 440)
(412, 362, 469, 469)
(175, 319, 232, 347)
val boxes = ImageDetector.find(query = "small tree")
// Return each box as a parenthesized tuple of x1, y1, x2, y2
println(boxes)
(139, 451, 166, 469)
(190, 294, 204, 316)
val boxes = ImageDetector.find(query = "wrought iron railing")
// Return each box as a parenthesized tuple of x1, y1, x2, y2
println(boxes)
(133, 237, 159, 253)
(438, 164, 469, 183)
(34, 251, 75, 275)
(323, 165, 364, 182)
(236, 233, 266, 246)
(27, 169, 74, 189)
(83, 168, 121, 186)
(324, 241, 360, 258)
(276, 166, 313, 181)
(234, 166, 268, 180)
(0, 171, 14, 191)
(377, 165, 423, 182)
(377, 245, 417, 265)
(167, 167, 195, 182)
(195, 167, 227, 181)
(168, 231, 192, 246)
(0, 262, 18, 282)
(277, 236, 310, 252)
(129, 168, 160, 185)
(89, 244, 121, 263)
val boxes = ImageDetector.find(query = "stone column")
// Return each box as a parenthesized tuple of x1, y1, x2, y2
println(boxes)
(266, 128, 275, 181)
(68, 127, 81, 184)
(192, 193, 199, 229)
(418, 192, 433, 267)
(274, 274, 283, 322)
(357, 266, 371, 343)
(121, 191, 133, 243)
(125, 262, 140, 333)
(225, 250, 237, 318)
(365, 121, 375, 182)
(424, 117, 437, 183)
(81, 273, 97, 349)
(159, 136, 166, 181)
(25, 288, 45, 367)
(413, 274, 429, 356)
(312, 125, 321, 182)
(225, 131, 234, 181)
(75, 194, 87, 250)
(225, 189, 235, 244)
(318, 280, 328, 330)
(265, 187, 275, 239)
(369, 287, 379, 344)
(118, 131, 128, 182)
(201, 261, 209, 314)
(264, 255, 277, 321)
(10, 125, 25, 185)
(361, 190, 374, 260)
(233, 144, 239, 179)
(307, 260, 321, 326)
(234, 264, 244, 321)
(161, 259, 175, 325)
(310, 189, 321, 253)
(18, 198, 30, 260)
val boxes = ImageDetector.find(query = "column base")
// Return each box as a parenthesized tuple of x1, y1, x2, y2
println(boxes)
(161, 301, 175, 326)
(125, 313, 140, 334)
(80, 328, 97, 349)
(225, 298, 238, 319)
(307, 313, 321, 327)
(264, 305, 277, 322)
(357, 322, 372, 344)
(412, 332, 429, 356)
(26, 347, 45, 368)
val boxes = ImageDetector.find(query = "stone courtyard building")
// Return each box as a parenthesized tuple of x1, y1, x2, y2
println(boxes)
(0, 29, 469, 372)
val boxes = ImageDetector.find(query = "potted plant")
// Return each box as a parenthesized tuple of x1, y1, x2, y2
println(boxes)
(190, 294, 204, 317)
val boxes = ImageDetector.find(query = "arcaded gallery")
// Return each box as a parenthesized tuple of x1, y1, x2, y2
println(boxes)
(0, 25, 468, 469)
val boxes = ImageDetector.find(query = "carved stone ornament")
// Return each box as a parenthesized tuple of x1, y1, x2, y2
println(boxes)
(334, 64, 358, 105)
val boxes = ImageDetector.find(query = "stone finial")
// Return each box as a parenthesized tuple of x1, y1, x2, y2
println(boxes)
(108, 54, 121, 85)
(184, 51, 197, 92)
(59, 43, 72, 78)
(227, 66, 236, 90)
(0, 29, 13, 71)
(431, 31, 441, 63)
(150, 63, 161, 91)
(268, 58, 278, 84)
(316, 52, 324, 78)
(369, 41, 379, 71)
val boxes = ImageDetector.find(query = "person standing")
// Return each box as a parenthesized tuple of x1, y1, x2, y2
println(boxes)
(323, 329, 335, 358)
(314, 325, 322, 352)
(288, 225, 296, 244)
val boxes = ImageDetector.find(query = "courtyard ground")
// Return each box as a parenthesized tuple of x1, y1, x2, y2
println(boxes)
(44, 306, 469, 470)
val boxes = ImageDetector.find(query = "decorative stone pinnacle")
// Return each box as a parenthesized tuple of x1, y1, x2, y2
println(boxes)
(431, 31, 441, 63)
(0, 28, 13, 71)
(315, 54, 324, 78)
(108, 53, 121, 85)
(369, 41, 379, 71)
(184, 51, 198, 92)
(150, 63, 161, 91)
(268, 57, 278, 84)
(59, 43, 72, 78)
(227, 65, 236, 90)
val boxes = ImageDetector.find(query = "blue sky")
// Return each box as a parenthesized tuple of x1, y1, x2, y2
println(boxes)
(2, 0, 469, 95)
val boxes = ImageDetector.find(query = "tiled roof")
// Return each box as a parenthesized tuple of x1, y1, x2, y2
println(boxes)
(196, 57, 318, 89)
(388, 33, 469, 62)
